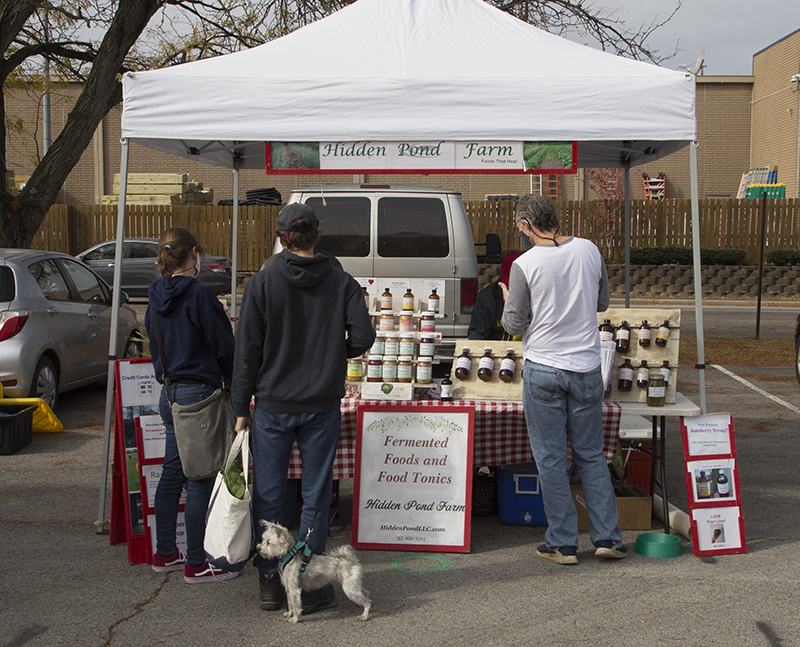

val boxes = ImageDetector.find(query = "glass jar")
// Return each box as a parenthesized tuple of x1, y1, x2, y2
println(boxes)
(379, 310, 395, 332)
(367, 355, 383, 382)
(370, 332, 385, 356)
(382, 355, 398, 382)
(416, 357, 432, 383)
(647, 374, 666, 406)
(420, 311, 436, 333)
(419, 334, 436, 357)
(346, 356, 363, 382)
(397, 356, 413, 382)
(384, 332, 400, 356)
(399, 332, 415, 356)
(398, 311, 414, 333)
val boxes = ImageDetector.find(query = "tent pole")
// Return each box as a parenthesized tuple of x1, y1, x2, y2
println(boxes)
(96, 138, 130, 534)
(231, 162, 241, 322)
(689, 141, 707, 413)
(624, 165, 631, 308)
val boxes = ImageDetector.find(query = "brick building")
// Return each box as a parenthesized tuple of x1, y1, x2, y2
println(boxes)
(5, 29, 799, 204)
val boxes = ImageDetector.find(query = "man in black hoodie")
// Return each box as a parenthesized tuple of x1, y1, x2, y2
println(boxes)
(232, 203, 375, 612)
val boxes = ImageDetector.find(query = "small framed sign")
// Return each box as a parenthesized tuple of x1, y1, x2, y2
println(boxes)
(690, 506, 747, 556)
(353, 404, 474, 552)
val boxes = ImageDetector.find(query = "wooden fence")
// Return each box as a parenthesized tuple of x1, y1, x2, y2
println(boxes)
(32, 198, 800, 272)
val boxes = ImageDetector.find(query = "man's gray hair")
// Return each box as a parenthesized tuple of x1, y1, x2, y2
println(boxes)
(516, 194, 560, 232)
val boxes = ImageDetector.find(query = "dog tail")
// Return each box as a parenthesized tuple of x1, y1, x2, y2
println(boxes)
(327, 545, 357, 560)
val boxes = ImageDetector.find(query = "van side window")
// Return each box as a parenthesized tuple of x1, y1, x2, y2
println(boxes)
(378, 197, 449, 258)
(306, 197, 370, 258)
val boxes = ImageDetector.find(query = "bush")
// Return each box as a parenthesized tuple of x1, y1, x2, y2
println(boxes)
(765, 249, 800, 265)
(628, 247, 746, 265)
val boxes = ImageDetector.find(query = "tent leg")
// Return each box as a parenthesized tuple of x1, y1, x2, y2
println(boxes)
(96, 138, 131, 534)
(689, 141, 707, 414)
(230, 164, 240, 323)
(624, 165, 631, 308)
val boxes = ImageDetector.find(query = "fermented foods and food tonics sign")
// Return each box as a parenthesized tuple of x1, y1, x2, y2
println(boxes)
(265, 141, 577, 174)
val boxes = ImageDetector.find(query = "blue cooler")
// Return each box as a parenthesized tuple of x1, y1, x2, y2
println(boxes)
(497, 463, 547, 525)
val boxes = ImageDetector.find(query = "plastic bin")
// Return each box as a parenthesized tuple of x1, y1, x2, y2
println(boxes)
(0, 404, 34, 454)
(497, 463, 547, 525)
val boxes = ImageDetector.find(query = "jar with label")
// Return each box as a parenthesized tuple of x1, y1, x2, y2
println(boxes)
(659, 360, 671, 386)
(419, 334, 436, 357)
(363, 287, 370, 311)
(499, 348, 516, 383)
(655, 320, 671, 347)
(696, 471, 712, 498)
(617, 358, 634, 392)
(402, 288, 415, 311)
(347, 356, 363, 382)
(636, 360, 650, 388)
(367, 355, 383, 382)
(398, 311, 414, 332)
(371, 332, 386, 356)
(384, 332, 400, 356)
(399, 332, 415, 356)
(397, 356, 413, 382)
(382, 355, 398, 382)
(646, 374, 666, 406)
(379, 310, 395, 332)
(615, 321, 631, 354)
(477, 347, 494, 382)
(638, 320, 651, 347)
(454, 347, 472, 380)
(380, 287, 393, 311)
(420, 311, 436, 333)
(599, 319, 615, 342)
(428, 287, 440, 313)
(416, 357, 432, 383)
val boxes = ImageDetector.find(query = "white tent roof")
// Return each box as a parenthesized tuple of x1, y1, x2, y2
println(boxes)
(121, 0, 696, 170)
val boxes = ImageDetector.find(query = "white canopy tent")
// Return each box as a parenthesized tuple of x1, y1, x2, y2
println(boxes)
(98, 0, 705, 529)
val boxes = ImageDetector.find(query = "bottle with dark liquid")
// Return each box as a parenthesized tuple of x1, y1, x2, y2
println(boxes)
(427, 287, 440, 313)
(380, 287, 393, 311)
(440, 374, 453, 401)
(477, 347, 494, 382)
(617, 359, 634, 392)
(659, 360, 671, 386)
(655, 320, 671, 347)
(638, 320, 651, 347)
(636, 360, 650, 388)
(454, 347, 472, 380)
(599, 319, 615, 343)
(615, 321, 631, 354)
(402, 288, 415, 311)
(499, 348, 516, 383)
(716, 470, 730, 497)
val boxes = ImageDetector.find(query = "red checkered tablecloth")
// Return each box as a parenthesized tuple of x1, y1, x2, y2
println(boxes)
(287, 395, 621, 479)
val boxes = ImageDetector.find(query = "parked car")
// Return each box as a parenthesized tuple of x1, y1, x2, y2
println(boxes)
(76, 238, 232, 297)
(0, 249, 141, 410)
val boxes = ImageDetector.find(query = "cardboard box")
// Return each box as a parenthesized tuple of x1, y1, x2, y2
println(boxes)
(572, 484, 651, 530)
(496, 463, 547, 526)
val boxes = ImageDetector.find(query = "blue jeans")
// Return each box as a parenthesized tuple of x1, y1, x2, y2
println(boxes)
(155, 383, 216, 567)
(522, 361, 622, 549)
(251, 408, 341, 574)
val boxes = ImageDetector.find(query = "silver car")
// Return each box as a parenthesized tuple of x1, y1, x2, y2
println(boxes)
(76, 238, 232, 297)
(0, 249, 141, 410)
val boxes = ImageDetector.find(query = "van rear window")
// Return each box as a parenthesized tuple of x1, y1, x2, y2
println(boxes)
(305, 197, 370, 258)
(0, 266, 14, 301)
(378, 197, 449, 258)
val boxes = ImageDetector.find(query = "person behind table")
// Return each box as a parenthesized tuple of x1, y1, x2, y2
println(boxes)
(501, 195, 627, 565)
(468, 251, 523, 340)
(231, 203, 375, 613)
(145, 227, 238, 583)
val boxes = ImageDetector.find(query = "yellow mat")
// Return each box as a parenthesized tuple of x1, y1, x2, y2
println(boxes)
(0, 397, 63, 432)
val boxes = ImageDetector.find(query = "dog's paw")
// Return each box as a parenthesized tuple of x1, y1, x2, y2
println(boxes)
(359, 608, 370, 621)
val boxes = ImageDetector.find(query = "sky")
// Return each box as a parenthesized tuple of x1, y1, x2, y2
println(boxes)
(570, 0, 799, 76)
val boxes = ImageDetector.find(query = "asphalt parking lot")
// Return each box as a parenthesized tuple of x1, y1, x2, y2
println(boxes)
(2, 315, 800, 646)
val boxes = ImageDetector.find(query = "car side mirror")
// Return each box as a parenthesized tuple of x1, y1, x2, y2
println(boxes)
(476, 233, 502, 260)
(118, 290, 130, 305)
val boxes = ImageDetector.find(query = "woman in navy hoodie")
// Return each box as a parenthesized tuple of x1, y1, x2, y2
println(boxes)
(144, 227, 237, 583)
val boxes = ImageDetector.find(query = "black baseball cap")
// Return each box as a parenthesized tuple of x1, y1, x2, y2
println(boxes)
(276, 203, 319, 231)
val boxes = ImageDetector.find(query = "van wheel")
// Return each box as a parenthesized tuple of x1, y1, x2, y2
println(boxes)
(29, 356, 58, 410)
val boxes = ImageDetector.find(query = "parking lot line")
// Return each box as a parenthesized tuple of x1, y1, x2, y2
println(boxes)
(712, 364, 800, 415)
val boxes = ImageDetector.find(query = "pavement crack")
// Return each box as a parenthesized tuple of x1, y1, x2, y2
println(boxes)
(103, 573, 172, 646)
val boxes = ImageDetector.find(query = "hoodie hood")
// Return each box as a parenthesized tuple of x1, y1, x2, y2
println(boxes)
(148, 275, 196, 315)
(273, 249, 331, 290)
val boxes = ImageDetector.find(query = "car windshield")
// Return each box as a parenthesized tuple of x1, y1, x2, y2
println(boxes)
(0, 266, 14, 302)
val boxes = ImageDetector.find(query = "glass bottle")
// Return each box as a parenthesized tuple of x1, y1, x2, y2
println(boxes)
(599, 319, 615, 343)
(363, 286, 370, 311)
(617, 358, 634, 392)
(428, 287, 440, 313)
(402, 288, 415, 311)
(659, 360, 671, 386)
(454, 347, 472, 380)
(655, 320, 670, 347)
(441, 374, 453, 401)
(636, 360, 650, 388)
(716, 470, 730, 497)
(646, 374, 666, 406)
(615, 320, 631, 354)
(638, 320, 651, 347)
(499, 348, 516, 383)
(380, 287, 393, 311)
(477, 347, 494, 382)
(697, 471, 712, 498)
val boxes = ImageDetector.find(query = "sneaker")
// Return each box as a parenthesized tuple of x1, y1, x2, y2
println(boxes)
(536, 543, 578, 565)
(259, 573, 286, 611)
(595, 541, 628, 559)
(183, 561, 240, 584)
(151, 550, 186, 573)
(301, 584, 337, 614)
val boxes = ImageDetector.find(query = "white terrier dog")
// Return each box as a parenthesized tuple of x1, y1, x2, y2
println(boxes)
(256, 520, 371, 623)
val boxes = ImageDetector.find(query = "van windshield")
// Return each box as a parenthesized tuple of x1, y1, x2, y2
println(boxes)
(378, 197, 449, 258)
(305, 197, 370, 258)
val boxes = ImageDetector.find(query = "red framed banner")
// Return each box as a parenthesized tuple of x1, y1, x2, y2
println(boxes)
(353, 403, 475, 553)
(265, 141, 577, 175)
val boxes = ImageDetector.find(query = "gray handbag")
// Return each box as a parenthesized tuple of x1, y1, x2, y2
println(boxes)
(154, 313, 233, 480)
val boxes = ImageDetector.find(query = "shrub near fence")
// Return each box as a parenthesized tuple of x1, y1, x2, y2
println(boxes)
(32, 198, 800, 272)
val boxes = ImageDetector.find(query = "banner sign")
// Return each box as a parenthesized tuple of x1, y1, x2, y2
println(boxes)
(266, 141, 577, 175)
(353, 404, 474, 552)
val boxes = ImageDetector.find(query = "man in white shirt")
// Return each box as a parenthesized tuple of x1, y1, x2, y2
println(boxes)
(502, 195, 626, 565)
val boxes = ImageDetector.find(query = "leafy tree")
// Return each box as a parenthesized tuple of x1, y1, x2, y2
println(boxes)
(1, 0, 680, 248)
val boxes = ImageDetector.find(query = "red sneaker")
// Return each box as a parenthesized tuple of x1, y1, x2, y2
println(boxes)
(184, 561, 240, 584)
(151, 550, 186, 573)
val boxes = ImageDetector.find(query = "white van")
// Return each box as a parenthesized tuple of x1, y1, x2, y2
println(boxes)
(277, 184, 500, 338)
